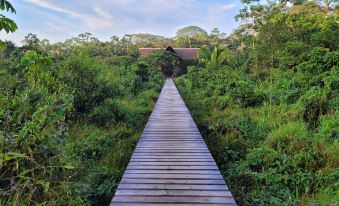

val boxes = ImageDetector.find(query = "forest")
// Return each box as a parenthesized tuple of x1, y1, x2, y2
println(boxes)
(0, 0, 338, 205)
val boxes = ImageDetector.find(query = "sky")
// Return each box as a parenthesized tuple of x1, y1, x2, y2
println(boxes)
(0, 0, 242, 45)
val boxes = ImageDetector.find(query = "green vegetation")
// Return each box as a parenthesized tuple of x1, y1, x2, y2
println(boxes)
(1, 0, 338, 205)
(176, 1, 338, 205)
(0, 32, 165, 205)
(0, 0, 17, 33)
(144, 49, 181, 76)
(0, 23, 224, 205)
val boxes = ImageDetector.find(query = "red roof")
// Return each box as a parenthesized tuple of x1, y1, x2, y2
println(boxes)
(139, 48, 199, 59)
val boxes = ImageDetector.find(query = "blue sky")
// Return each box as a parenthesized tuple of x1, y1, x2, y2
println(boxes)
(0, 0, 242, 45)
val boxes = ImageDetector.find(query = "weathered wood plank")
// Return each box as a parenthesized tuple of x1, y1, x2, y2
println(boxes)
(115, 189, 233, 197)
(134, 150, 210, 153)
(132, 152, 211, 155)
(130, 159, 214, 162)
(112, 196, 236, 204)
(126, 165, 219, 170)
(131, 155, 212, 158)
(119, 178, 227, 185)
(124, 170, 220, 174)
(122, 173, 224, 179)
(110, 79, 236, 205)
(128, 162, 217, 166)
(117, 183, 229, 191)
(136, 144, 207, 146)
(111, 204, 236, 206)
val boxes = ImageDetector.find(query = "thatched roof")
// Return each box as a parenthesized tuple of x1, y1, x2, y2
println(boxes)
(139, 47, 199, 59)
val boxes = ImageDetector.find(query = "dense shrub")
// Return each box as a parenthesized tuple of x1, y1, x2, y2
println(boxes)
(176, 3, 338, 204)
(0, 44, 165, 205)
(143, 50, 180, 76)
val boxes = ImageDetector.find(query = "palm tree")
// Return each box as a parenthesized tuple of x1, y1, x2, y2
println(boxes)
(198, 46, 231, 69)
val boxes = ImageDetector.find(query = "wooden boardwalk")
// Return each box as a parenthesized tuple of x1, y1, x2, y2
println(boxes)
(111, 79, 237, 205)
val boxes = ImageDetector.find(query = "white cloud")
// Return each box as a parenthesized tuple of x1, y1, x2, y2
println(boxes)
(94, 7, 113, 20)
(221, 3, 236, 11)
(23, 0, 78, 16)
(1, 0, 240, 44)
(24, 0, 114, 29)
(45, 22, 67, 33)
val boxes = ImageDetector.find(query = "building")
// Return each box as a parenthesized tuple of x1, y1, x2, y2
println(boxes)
(139, 46, 200, 59)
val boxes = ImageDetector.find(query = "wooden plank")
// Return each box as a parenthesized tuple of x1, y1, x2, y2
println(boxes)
(124, 170, 220, 174)
(139, 140, 203, 142)
(119, 178, 227, 185)
(136, 146, 208, 147)
(134, 152, 210, 156)
(115, 189, 233, 197)
(136, 144, 207, 146)
(130, 158, 214, 161)
(110, 79, 236, 205)
(134, 150, 210, 153)
(112, 196, 236, 204)
(140, 137, 201, 138)
(126, 165, 219, 170)
(117, 183, 229, 191)
(136, 145, 207, 148)
(142, 131, 200, 133)
(135, 147, 208, 150)
(131, 155, 213, 158)
(138, 140, 204, 142)
(122, 173, 223, 180)
(133, 152, 210, 154)
(110, 203, 236, 206)
(130, 158, 214, 162)
(128, 162, 217, 166)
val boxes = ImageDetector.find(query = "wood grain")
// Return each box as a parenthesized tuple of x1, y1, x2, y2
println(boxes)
(110, 79, 237, 205)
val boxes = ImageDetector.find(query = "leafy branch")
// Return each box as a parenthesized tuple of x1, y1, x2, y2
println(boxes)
(0, 0, 17, 33)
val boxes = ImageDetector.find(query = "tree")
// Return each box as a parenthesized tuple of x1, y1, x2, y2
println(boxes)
(210, 28, 222, 46)
(144, 50, 179, 76)
(19, 50, 52, 88)
(0, 0, 17, 33)
(22, 33, 41, 50)
(210, 28, 220, 37)
(110, 35, 120, 55)
(0, 40, 15, 56)
(198, 46, 231, 69)
(121, 34, 138, 56)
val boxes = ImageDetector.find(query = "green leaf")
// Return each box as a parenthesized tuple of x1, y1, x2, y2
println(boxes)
(64, 165, 75, 169)
(0, 15, 17, 33)
(0, 0, 16, 13)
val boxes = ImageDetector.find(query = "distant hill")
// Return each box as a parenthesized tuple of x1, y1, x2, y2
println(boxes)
(131, 33, 167, 44)
(176, 26, 208, 38)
